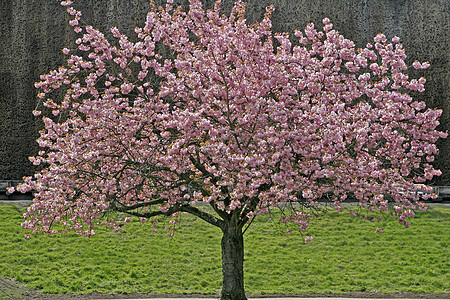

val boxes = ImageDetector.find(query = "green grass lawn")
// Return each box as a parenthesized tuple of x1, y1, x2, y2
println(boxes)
(0, 203, 448, 296)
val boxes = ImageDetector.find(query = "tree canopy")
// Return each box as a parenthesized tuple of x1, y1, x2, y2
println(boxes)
(14, 0, 447, 298)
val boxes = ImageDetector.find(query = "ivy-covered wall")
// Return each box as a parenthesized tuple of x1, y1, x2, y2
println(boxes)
(1, 0, 448, 184)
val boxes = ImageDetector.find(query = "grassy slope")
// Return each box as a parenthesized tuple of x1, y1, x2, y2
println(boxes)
(0, 203, 448, 296)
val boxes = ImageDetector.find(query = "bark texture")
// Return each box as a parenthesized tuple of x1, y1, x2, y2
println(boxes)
(220, 214, 246, 300)
(1, 0, 449, 184)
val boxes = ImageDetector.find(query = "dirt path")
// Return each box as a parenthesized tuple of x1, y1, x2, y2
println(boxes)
(1, 277, 449, 300)
(0, 277, 40, 299)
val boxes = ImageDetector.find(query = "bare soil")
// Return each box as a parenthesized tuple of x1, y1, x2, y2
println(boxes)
(1, 277, 449, 300)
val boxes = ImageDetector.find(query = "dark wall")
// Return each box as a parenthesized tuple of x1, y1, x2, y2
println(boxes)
(1, 0, 448, 184)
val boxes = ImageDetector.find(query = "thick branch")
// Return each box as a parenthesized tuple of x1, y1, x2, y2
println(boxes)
(179, 205, 225, 228)
(110, 197, 224, 228)
(188, 153, 229, 220)
(110, 198, 165, 211)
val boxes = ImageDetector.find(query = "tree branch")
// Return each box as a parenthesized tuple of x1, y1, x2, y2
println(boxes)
(179, 205, 225, 229)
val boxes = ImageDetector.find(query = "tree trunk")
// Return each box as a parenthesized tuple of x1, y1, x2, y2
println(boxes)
(220, 216, 247, 300)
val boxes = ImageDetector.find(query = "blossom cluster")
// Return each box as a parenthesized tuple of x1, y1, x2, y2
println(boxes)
(17, 0, 446, 237)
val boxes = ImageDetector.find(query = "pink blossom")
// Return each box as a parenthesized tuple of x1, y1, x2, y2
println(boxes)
(412, 61, 421, 69)
(412, 61, 430, 70)
(69, 19, 78, 26)
(421, 61, 430, 69)
(18, 2, 447, 295)
(66, 7, 77, 15)
(374, 33, 387, 43)
(392, 36, 400, 43)
(60, 1, 73, 6)
(120, 82, 134, 94)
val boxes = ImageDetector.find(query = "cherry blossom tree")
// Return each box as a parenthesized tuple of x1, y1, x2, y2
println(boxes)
(15, 0, 447, 298)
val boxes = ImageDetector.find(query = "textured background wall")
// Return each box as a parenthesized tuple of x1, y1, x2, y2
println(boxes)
(0, 0, 449, 184)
